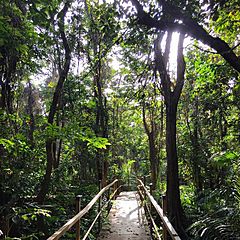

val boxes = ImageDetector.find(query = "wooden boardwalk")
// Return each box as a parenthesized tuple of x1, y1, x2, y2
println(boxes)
(48, 180, 181, 240)
(98, 191, 150, 240)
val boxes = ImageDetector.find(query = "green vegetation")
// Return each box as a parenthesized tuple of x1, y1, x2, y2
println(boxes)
(0, 0, 239, 239)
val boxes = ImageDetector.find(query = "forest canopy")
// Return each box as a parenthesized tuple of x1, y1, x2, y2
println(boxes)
(0, 0, 239, 239)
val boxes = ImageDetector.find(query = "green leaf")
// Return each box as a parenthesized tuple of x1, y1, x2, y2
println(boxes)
(0, 138, 15, 151)
(211, 151, 239, 167)
(87, 137, 111, 149)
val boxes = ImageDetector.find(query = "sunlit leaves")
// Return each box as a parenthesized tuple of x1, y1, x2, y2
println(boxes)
(13, 206, 51, 223)
(0, 135, 30, 156)
(41, 123, 111, 150)
(121, 159, 136, 181)
(211, 151, 239, 167)
(210, 0, 240, 43)
(86, 136, 111, 150)
(0, 138, 14, 148)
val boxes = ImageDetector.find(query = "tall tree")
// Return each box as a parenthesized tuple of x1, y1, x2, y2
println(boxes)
(36, 1, 71, 204)
(155, 32, 187, 236)
(83, 0, 120, 186)
(142, 85, 162, 190)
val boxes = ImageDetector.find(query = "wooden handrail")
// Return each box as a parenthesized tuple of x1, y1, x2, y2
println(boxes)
(48, 179, 119, 240)
(137, 186, 161, 240)
(137, 179, 181, 240)
(82, 185, 122, 240)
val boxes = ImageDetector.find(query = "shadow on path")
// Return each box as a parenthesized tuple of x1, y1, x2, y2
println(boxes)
(98, 191, 150, 240)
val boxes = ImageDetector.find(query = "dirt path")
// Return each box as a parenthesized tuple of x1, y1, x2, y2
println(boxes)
(98, 191, 150, 240)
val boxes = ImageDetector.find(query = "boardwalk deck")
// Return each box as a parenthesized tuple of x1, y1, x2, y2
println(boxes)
(98, 191, 150, 240)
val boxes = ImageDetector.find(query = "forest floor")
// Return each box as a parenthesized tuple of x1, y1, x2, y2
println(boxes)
(98, 191, 150, 240)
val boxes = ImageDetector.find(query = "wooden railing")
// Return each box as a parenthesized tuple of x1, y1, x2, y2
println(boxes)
(48, 179, 121, 240)
(137, 179, 181, 240)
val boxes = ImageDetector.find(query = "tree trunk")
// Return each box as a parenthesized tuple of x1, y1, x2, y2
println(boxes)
(36, 140, 54, 204)
(186, 96, 203, 193)
(192, 125, 203, 193)
(149, 133, 158, 190)
(154, 32, 187, 238)
(142, 102, 159, 190)
(27, 80, 35, 148)
(165, 104, 184, 231)
(36, 2, 71, 204)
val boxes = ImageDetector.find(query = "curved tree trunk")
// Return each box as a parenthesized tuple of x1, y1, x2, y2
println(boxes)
(36, 2, 71, 204)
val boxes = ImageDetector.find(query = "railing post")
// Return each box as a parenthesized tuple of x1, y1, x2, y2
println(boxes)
(98, 180, 102, 233)
(112, 179, 115, 200)
(117, 179, 121, 195)
(143, 177, 146, 201)
(149, 183, 153, 195)
(107, 186, 111, 213)
(162, 194, 167, 240)
(143, 176, 146, 186)
(149, 183, 153, 238)
(75, 195, 82, 240)
(113, 179, 117, 200)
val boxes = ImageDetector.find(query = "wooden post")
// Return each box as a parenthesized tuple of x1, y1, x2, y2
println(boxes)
(149, 183, 153, 195)
(162, 195, 167, 240)
(112, 179, 115, 200)
(149, 183, 153, 238)
(75, 195, 82, 240)
(107, 187, 111, 213)
(98, 180, 102, 233)
(113, 179, 117, 200)
(117, 179, 121, 195)
(143, 176, 146, 201)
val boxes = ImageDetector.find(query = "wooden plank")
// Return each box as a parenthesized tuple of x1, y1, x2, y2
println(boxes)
(47, 179, 118, 240)
(137, 179, 181, 240)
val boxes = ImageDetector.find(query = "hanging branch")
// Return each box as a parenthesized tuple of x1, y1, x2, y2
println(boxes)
(130, 0, 240, 73)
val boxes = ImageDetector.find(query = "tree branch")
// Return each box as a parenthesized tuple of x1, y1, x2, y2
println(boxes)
(142, 101, 150, 136)
(130, 0, 240, 73)
(154, 33, 172, 105)
(173, 33, 185, 105)
(48, 1, 71, 124)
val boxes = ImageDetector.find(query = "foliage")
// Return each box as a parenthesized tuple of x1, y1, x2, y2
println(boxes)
(0, 0, 239, 239)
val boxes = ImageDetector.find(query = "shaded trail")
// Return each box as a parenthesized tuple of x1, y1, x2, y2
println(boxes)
(98, 191, 150, 240)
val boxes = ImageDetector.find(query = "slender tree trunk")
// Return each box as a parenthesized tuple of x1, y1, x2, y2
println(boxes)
(186, 96, 203, 193)
(192, 126, 203, 193)
(142, 102, 159, 190)
(36, 140, 55, 203)
(36, 2, 71, 204)
(27, 80, 35, 148)
(149, 133, 158, 190)
(85, 0, 109, 186)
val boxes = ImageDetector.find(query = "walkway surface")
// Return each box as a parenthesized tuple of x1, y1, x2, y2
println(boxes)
(98, 191, 150, 240)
